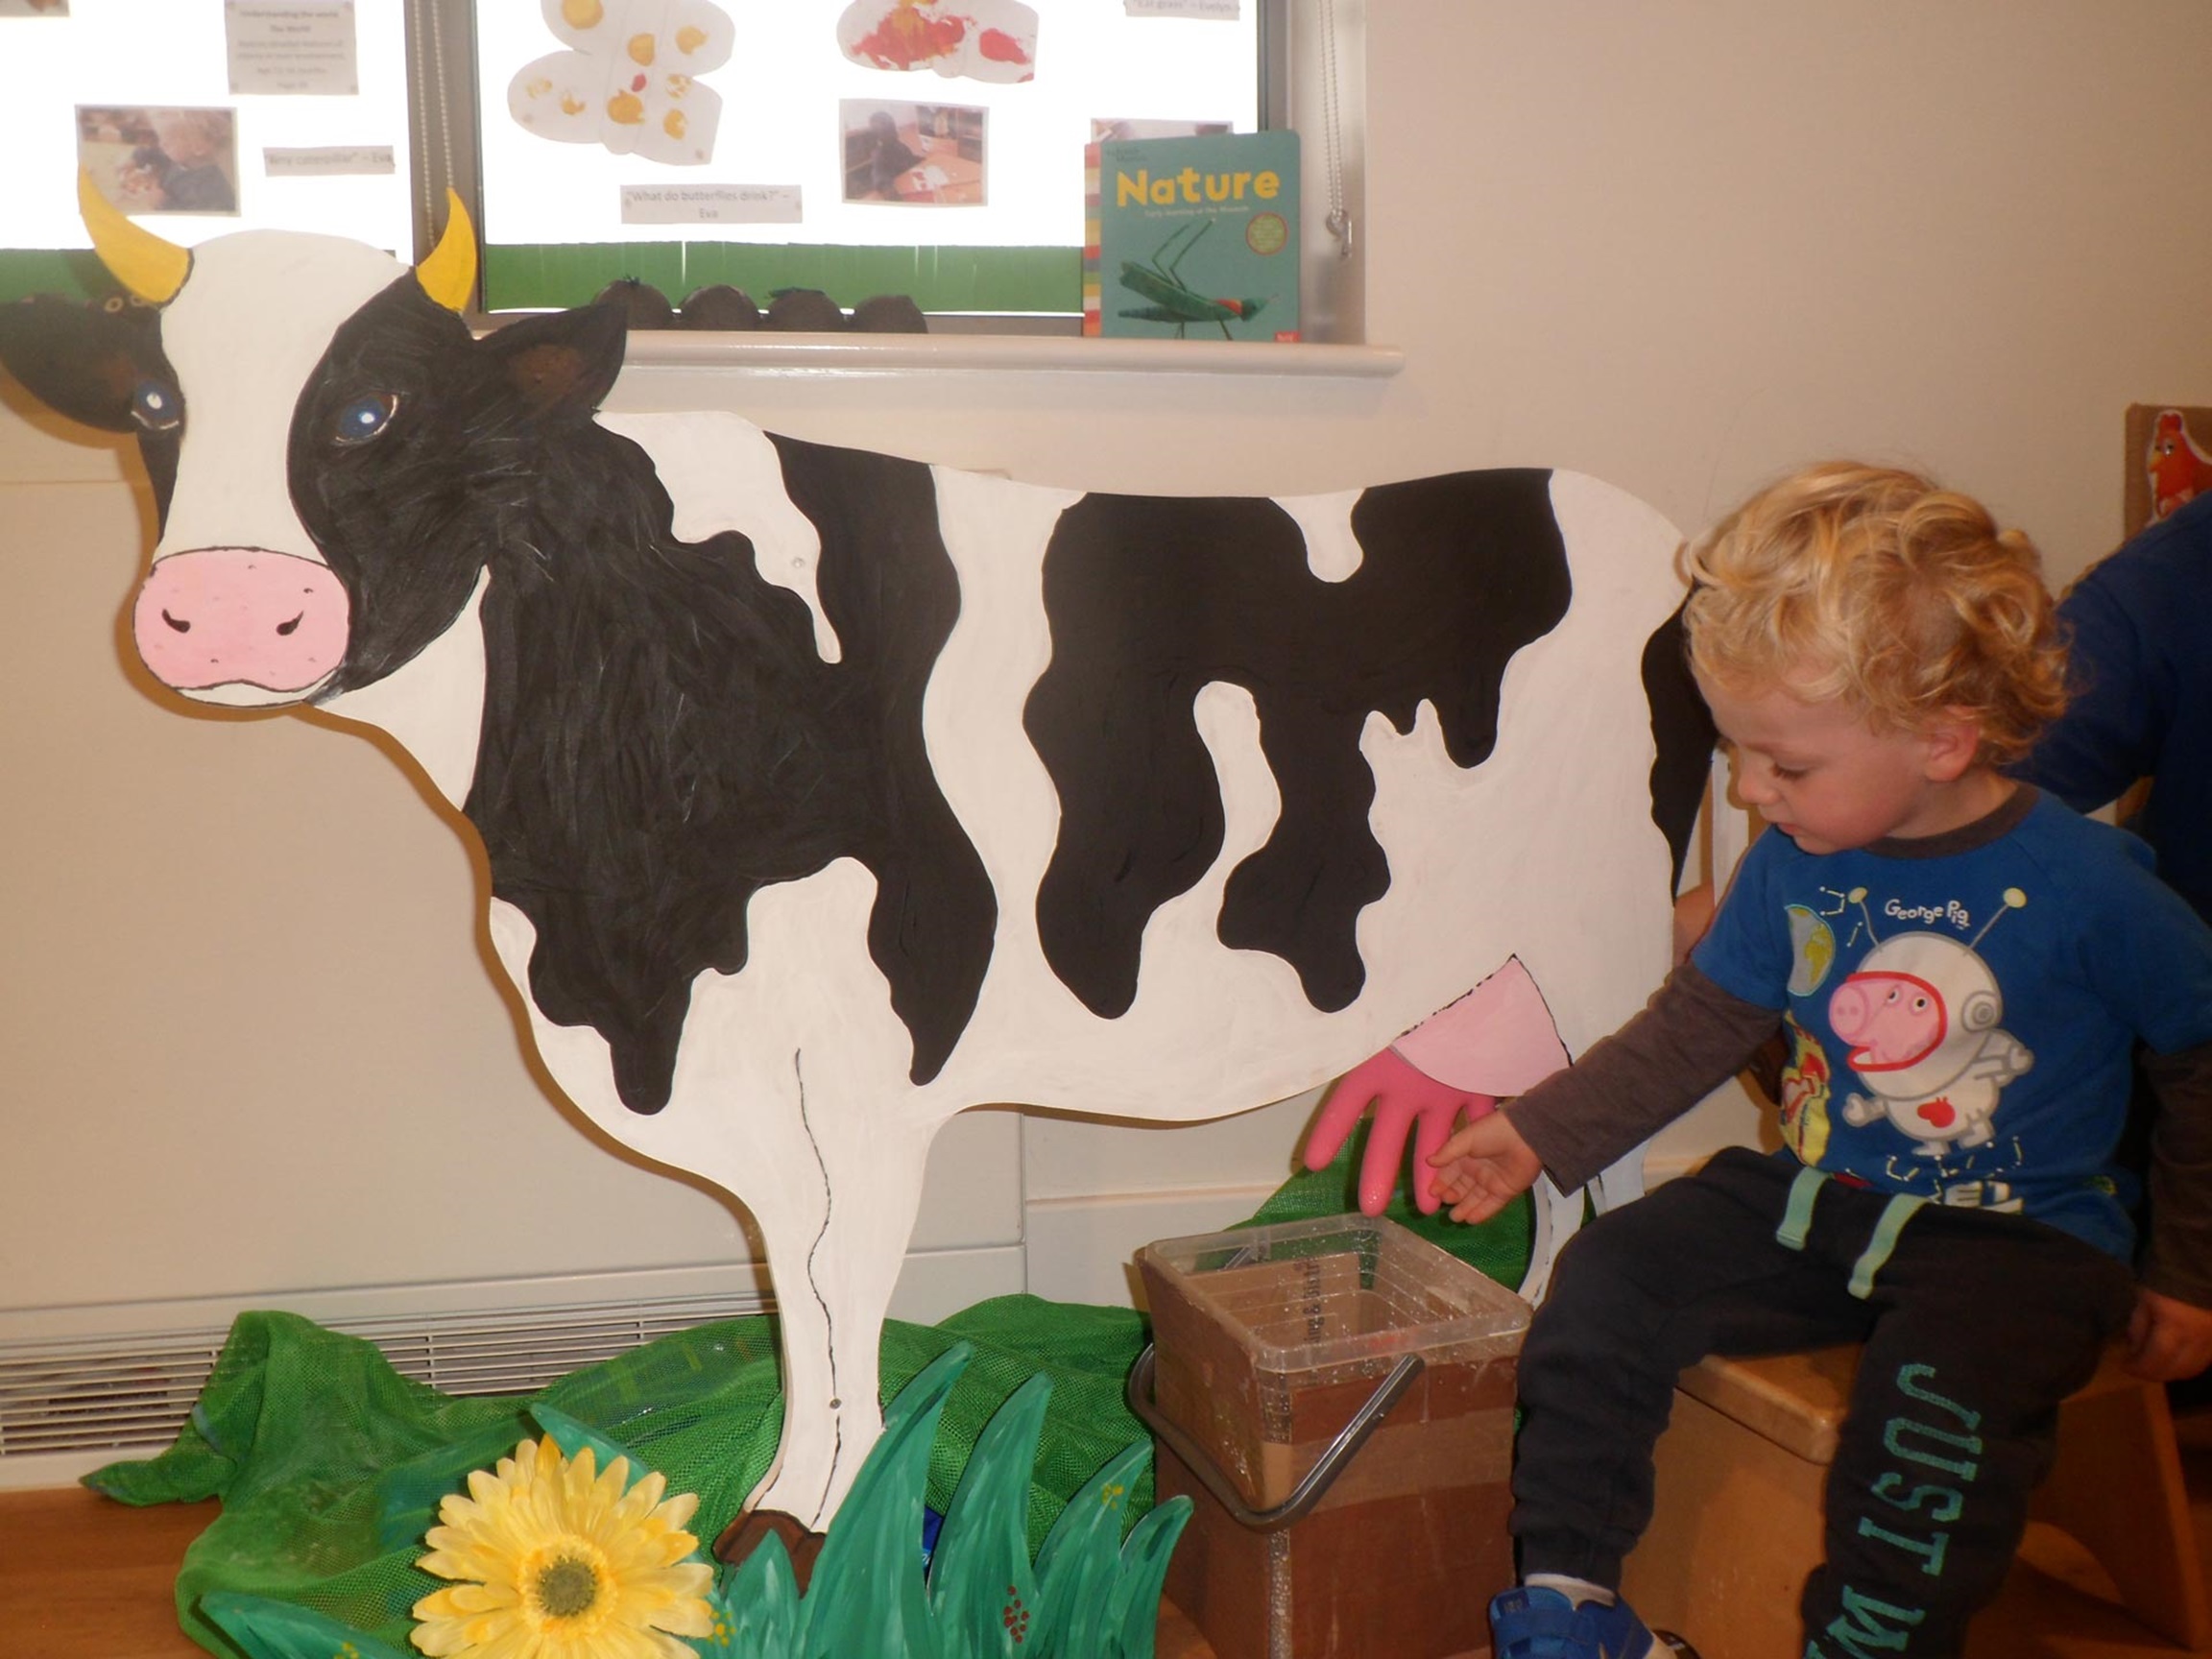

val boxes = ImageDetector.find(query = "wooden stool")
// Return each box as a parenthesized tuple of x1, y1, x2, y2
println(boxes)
(1619, 1344, 2211, 1658)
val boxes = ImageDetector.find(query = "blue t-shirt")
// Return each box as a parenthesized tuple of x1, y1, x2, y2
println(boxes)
(1692, 789, 2212, 1262)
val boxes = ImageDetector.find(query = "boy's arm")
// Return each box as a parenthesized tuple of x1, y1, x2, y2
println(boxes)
(2135, 1042, 2212, 1379)
(1449, 962, 1781, 1196)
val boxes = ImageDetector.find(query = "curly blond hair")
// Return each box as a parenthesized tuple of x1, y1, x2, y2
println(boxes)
(1682, 462, 2066, 766)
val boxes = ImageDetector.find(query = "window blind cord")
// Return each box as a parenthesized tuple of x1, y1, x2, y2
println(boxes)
(406, 0, 461, 282)
(1317, 0, 1352, 259)
(406, 0, 433, 247)
(426, 0, 456, 222)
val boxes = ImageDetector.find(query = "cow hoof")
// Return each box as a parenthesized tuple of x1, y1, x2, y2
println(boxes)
(712, 1507, 828, 1589)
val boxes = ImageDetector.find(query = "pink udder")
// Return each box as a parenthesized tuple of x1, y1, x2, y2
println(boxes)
(132, 548, 350, 695)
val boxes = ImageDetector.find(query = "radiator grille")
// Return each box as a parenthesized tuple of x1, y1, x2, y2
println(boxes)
(0, 1291, 771, 1460)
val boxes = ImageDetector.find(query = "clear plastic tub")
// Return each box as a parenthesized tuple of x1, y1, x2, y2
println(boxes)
(1137, 1214, 1529, 1659)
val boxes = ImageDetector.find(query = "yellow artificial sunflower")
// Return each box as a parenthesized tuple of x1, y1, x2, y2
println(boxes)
(411, 1435, 715, 1659)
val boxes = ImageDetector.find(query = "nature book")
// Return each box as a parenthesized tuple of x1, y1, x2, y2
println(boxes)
(1084, 131, 1300, 342)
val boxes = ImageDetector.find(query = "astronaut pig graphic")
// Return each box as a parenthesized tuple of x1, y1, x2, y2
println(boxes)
(1831, 889, 2033, 1155)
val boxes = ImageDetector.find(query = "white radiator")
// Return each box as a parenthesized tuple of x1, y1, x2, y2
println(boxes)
(0, 1288, 773, 1490)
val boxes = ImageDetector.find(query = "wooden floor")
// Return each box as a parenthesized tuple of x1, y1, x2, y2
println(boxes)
(10, 1411, 2211, 1657)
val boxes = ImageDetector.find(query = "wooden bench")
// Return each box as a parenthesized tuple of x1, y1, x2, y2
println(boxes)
(1619, 1344, 2210, 1658)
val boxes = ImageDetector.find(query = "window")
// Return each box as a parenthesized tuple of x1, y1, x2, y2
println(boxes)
(472, 0, 1258, 317)
(0, 0, 414, 274)
(0, 0, 1362, 341)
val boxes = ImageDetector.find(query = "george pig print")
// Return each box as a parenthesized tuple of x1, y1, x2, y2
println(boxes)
(1831, 900, 2033, 1158)
(1696, 796, 2185, 1249)
(1759, 875, 2077, 1214)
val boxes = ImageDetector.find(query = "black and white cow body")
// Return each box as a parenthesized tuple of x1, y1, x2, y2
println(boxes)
(2, 218, 1711, 1527)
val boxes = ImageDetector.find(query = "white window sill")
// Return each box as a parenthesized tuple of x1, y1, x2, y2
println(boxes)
(613, 330, 1404, 378)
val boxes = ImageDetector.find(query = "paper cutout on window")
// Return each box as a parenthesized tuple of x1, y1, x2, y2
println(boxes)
(836, 0, 1037, 84)
(2147, 408, 2212, 524)
(508, 0, 734, 165)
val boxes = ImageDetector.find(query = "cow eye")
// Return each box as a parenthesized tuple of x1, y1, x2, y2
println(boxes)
(333, 391, 398, 445)
(130, 380, 181, 432)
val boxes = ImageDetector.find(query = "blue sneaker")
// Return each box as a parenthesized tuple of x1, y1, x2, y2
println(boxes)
(1488, 1585, 1659, 1659)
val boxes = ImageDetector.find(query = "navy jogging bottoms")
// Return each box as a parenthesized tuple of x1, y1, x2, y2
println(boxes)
(1510, 1146, 2136, 1658)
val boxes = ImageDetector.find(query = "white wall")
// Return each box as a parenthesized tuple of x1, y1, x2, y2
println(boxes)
(6, 2, 2210, 1340)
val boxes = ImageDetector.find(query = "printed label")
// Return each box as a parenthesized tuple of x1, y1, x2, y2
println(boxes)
(227, 1, 358, 96)
(1126, 0, 1238, 19)
(263, 144, 395, 176)
(619, 183, 803, 225)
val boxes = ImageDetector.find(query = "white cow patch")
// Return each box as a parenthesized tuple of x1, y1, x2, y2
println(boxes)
(1275, 488, 1366, 583)
(322, 569, 491, 806)
(600, 411, 841, 662)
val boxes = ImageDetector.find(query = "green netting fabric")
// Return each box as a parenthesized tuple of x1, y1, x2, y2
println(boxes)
(1241, 1118, 1537, 1291)
(85, 1130, 1527, 1657)
(89, 1298, 1151, 1654)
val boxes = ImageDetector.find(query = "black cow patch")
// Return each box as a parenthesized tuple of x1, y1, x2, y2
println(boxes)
(764, 433, 997, 1094)
(0, 292, 184, 524)
(1024, 469, 1573, 1018)
(1643, 602, 1719, 890)
(287, 286, 993, 1111)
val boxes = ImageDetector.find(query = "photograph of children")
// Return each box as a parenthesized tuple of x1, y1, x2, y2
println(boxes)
(77, 106, 240, 214)
(0, 1, 72, 15)
(839, 99, 985, 205)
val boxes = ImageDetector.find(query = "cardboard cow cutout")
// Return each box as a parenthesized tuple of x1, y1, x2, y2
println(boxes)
(0, 184, 1714, 1529)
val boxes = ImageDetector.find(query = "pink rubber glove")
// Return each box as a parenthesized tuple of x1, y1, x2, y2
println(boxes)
(1303, 1046, 1499, 1216)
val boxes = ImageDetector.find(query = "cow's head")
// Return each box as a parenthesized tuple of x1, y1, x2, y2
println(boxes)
(0, 176, 628, 708)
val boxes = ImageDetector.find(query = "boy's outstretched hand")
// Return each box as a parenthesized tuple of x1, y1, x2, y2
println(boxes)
(1428, 1111, 1544, 1224)
(2128, 1287, 2212, 1382)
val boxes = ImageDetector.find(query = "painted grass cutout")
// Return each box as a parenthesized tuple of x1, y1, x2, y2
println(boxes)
(200, 1341, 1190, 1659)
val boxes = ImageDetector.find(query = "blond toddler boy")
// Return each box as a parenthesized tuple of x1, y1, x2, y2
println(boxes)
(1427, 463, 2212, 1659)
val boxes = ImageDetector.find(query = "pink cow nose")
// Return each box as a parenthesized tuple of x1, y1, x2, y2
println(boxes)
(132, 548, 350, 695)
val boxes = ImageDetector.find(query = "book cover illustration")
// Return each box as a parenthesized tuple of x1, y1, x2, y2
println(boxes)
(1085, 131, 1298, 341)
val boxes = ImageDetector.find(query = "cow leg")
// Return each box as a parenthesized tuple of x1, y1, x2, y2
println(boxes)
(492, 1028, 877, 1536)
(1525, 1149, 1649, 1303)
(732, 1118, 848, 1532)
(644, 859, 945, 1530)
(749, 1112, 939, 1527)
(1523, 1173, 1584, 1304)
(659, 1029, 920, 1534)
(1591, 1146, 1647, 1214)
(484, 889, 889, 1539)
(597, 1043, 898, 1535)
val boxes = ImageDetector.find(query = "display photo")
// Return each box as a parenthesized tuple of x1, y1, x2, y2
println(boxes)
(839, 99, 985, 205)
(77, 105, 240, 214)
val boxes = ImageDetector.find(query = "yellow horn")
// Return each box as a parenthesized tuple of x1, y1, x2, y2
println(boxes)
(416, 190, 477, 313)
(78, 169, 190, 304)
